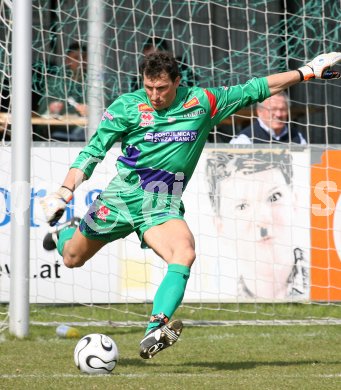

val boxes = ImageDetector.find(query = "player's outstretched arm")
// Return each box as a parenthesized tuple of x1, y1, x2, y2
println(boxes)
(40, 168, 87, 226)
(267, 52, 341, 95)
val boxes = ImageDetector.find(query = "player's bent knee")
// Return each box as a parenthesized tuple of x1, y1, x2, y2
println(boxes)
(63, 253, 87, 268)
(174, 246, 196, 266)
(186, 248, 196, 265)
(62, 232, 100, 268)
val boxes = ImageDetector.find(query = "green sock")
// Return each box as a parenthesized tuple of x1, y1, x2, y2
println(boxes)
(146, 263, 190, 334)
(56, 227, 76, 256)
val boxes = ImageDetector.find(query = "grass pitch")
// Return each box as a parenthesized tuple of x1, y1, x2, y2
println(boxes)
(0, 304, 340, 389)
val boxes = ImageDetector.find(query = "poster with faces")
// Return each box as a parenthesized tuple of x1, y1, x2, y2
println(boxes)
(184, 148, 311, 302)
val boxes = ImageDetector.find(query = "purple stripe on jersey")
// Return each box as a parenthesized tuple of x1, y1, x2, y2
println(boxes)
(117, 145, 141, 167)
(117, 145, 186, 194)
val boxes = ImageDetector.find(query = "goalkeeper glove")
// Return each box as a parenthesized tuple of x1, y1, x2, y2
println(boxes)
(298, 52, 341, 81)
(40, 186, 73, 226)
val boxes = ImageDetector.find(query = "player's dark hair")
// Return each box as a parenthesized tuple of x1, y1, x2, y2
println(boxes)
(143, 37, 169, 53)
(141, 51, 180, 82)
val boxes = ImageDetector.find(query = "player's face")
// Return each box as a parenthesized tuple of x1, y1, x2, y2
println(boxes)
(257, 95, 288, 136)
(144, 72, 180, 111)
(218, 167, 295, 299)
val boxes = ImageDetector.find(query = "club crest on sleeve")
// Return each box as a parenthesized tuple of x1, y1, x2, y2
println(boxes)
(101, 111, 114, 121)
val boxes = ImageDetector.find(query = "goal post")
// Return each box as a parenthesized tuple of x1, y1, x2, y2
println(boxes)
(9, 0, 32, 338)
(1, 1, 341, 332)
(87, 0, 105, 138)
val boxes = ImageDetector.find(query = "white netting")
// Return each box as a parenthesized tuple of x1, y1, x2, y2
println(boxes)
(0, 1, 341, 327)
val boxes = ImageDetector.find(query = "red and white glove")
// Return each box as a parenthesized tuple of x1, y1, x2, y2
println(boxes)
(40, 186, 73, 226)
(298, 52, 341, 81)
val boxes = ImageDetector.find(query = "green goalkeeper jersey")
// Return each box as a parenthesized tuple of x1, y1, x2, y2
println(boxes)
(71, 77, 270, 194)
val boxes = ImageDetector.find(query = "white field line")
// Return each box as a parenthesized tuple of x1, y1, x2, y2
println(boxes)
(1, 373, 341, 379)
(30, 318, 341, 327)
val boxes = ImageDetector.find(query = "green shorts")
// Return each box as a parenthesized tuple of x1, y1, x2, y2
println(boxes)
(79, 179, 185, 248)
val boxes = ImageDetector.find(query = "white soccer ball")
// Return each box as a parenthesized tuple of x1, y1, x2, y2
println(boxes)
(74, 333, 119, 374)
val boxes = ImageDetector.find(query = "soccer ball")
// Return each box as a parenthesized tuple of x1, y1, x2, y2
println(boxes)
(74, 333, 119, 374)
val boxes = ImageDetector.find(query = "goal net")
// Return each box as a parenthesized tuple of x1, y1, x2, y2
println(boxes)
(1, 0, 341, 329)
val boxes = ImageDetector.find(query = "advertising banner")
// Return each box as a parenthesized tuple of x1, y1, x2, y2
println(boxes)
(0, 146, 314, 303)
(311, 150, 341, 300)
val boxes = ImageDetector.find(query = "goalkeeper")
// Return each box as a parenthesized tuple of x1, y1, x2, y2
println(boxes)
(41, 51, 341, 359)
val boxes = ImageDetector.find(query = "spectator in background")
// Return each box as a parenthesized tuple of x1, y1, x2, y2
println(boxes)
(230, 92, 307, 144)
(37, 42, 88, 141)
(130, 37, 195, 91)
(0, 75, 11, 141)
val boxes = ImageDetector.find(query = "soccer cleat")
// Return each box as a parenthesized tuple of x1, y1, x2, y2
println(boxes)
(139, 319, 183, 359)
(43, 217, 81, 251)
